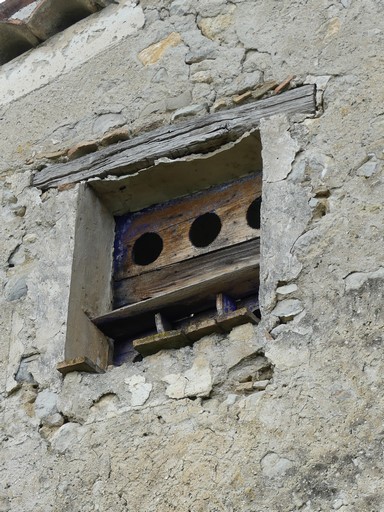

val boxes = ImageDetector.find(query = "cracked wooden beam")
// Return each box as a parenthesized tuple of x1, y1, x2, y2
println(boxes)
(32, 84, 316, 190)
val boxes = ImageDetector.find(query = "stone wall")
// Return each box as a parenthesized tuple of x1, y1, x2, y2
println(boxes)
(1, 0, 383, 510)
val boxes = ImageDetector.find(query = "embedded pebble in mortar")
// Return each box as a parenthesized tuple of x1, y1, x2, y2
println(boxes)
(271, 299, 304, 321)
(171, 103, 208, 120)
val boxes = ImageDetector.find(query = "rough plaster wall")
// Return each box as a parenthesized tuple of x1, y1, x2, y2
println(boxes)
(0, 0, 384, 511)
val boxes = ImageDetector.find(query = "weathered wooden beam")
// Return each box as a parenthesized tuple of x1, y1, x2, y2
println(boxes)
(216, 307, 260, 332)
(33, 85, 316, 190)
(182, 314, 223, 342)
(132, 303, 260, 357)
(94, 265, 259, 340)
(113, 239, 260, 309)
(133, 330, 189, 357)
(57, 356, 105, 375)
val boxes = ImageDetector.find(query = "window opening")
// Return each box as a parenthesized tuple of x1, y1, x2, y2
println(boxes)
(50, 86, 316, 373)
(93, 172, 262, 362)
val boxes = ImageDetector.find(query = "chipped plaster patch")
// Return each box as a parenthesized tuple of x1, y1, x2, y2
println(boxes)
(322, 17, 341, 42)
(125, 374, 152, 406)
(260, 115, 300, 183)
(163, 357, 212, 399)
(138, 32, 183, 66)
(260, 452, 293, 478)
(198, 6, 235, 41)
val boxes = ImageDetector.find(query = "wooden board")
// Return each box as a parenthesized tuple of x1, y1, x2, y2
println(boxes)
(132, 307, 260, 357)
(216, 308, 260, 332)
(94, 267, 259, 341)
(182, 315, 223, 342)
(114, 238, 260, 308)
(112, 295, 260, 363)
(133, 330, 189, 357)
(32, 85, 316, 189)
(57, 356, 105, 375)
(114, 173, 261, 280)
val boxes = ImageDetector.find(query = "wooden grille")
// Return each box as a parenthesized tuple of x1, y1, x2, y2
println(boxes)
(93, 172, 262, 359)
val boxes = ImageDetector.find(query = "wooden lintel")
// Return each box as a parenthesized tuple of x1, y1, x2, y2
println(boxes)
(57, 356, 105, 375)
(183, 315, 223, 342)
(32, 85, 316, 190)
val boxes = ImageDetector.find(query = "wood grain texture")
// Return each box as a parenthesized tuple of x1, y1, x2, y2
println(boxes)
(114, 238, 260, 308)
(33, 85, 316, 189)
(133, 330, 189, 356)
(57, 356, 105, 375)
(182, 315, 223, 342)
(93, 246, 259, 340)
(114, 173, 261, 280)
(216, 307, 260, 332)
(133, 306, 259, 356)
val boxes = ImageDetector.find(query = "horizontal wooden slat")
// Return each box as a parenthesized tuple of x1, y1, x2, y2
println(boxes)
(32, 85, 316, 189)
(216, 307, 260, 332)
(133, 330, 189, 357)
(182, 315, 223, 342)
(111, 295, 259, 363)
(98, 266, 259, 340)
(114, 238, 260, 308)
(114, 173, 261, 279)
(57, 356, 105, 375)
(93, 248, 259, 340)
(172, 294, 260, 331)
(132, 306, 260, 357)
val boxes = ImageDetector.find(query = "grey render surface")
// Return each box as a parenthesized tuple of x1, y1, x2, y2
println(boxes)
(0, 0, 384, 511)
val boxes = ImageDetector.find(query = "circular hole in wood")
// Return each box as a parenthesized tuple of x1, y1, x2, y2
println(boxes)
(246, 197, 261, 229)
(132, 232, 163, 266)
(189, 212, 222, 248)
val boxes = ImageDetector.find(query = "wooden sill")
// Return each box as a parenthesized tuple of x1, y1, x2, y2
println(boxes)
(93, 239, 259, 341)
(133, 306, 260, 357)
